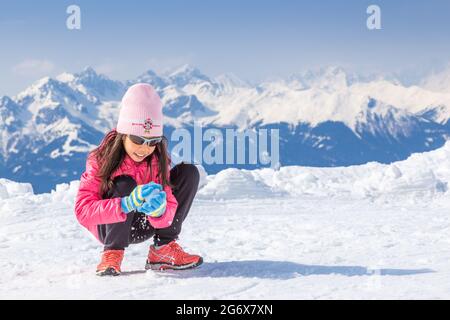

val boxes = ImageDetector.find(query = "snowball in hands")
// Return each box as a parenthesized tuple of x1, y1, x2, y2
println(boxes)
(120, 182, 163, 214)
(139, 190, 167, 218)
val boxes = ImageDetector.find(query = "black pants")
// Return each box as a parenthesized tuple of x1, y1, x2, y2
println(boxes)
(98, 163, 200, 250)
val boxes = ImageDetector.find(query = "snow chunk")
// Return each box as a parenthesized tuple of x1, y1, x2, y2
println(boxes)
(198, 168, 286, 200)
(0, 179, 34, 199)
(50, 180, 80, 207)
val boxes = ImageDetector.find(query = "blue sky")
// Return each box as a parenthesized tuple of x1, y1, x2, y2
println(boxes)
(0, 0, 450, 96)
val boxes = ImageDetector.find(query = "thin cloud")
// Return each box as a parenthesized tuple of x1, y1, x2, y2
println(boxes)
(12, 59, 55, 77)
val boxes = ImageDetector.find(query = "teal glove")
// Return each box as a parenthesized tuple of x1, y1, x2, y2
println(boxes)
(121, 182, 162, 214)
(138, 191, 167, 218)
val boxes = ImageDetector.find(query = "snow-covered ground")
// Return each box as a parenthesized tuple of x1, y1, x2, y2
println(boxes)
(0, 143, 449, 299)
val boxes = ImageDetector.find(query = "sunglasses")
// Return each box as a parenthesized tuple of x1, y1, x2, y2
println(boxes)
(128, 135, 163, 147)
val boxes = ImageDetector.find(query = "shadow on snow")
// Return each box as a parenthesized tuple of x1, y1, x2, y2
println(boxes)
(122, 260, 434, 280)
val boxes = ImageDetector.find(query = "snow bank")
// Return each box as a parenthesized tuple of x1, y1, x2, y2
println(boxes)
(197, 168, 287, 200)
(0, 142, 448, 205)
(0, 179, 33, 199)
(50, 180, 80, 207)
(198, 142, 450, 201)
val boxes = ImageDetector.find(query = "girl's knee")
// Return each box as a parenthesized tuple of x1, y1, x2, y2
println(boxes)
(109, 175, 137, 197)
(178, 163, 200, 186)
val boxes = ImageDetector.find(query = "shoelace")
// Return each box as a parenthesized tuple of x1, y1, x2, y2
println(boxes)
(100, 251, 123, 267)
(168, 242, 192, 263)
(153, 242, 187, 263)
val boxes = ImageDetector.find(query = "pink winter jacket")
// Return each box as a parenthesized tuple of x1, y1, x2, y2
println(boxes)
(74, 152, 178, 242)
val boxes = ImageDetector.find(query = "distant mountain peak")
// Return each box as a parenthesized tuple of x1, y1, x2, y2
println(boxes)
(167, 64, 210, 85)
(15, 77, 66, 101)
(58, 67, 126, 101)
(74, 66, 114, 82)
(134, 69, 168, 89)
(140, 69, 159, 77)
(55, 67, 105, 84)
(215, 72, 249, 88)
(168, 64, 198, 76)
(78, 66, 98, 76)
(287, 66, 354, 90)
(33, 76, 53, 87)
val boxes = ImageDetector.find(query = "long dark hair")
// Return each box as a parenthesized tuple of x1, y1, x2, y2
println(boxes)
(89, 129, 172, 196)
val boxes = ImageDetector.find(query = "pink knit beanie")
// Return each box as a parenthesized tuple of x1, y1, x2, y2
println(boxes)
(116, 83, 163, 137)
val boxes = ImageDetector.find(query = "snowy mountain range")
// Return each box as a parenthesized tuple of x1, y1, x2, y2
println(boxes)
(1, 65, 450, 193)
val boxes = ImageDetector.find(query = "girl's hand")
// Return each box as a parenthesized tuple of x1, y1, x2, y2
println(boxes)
(121, 182, 162, 214)
(138, 191, 167, 218)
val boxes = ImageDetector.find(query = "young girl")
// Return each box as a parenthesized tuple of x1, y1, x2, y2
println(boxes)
(75, 83, 202, 276)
